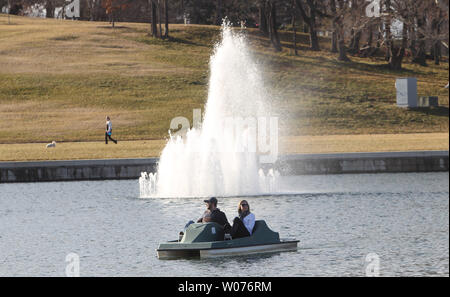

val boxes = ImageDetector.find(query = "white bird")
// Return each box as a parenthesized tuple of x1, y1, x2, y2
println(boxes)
(46, 141, 56, 148)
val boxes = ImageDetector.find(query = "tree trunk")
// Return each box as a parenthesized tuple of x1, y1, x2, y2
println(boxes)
(330, 0, 338, 53)
(164, 0, 169, 38)
(158, 0, 162, 38)
(295, 0, 320, 51)
(259, 0, 268, 34)
(216, 0, 223, 26)
(337, 24, 350, 61)
(367, 25, 373, 47)
(150, 0, 157, 37)
(111, 10, 115, 28)
(331, 31, 338, 53)
(308, 19, 320, 51)
(413, 41, 427, 66)
(350, 30, 361, 54)
(349, 28, 355, 50)
(268, 0, 282, 52)
(46, 1, 54, 18)
(292, 0, 298, 56)
(307, 0, 319, 51)
(384, 0, 392, 61)
(303, 22, 308, 33)
(412, 15, 427, 66)
(388, 22, 407, 70)
(376, 25, 382, 48)
(409, 25, 417, 57)
(94, 0, 101, 21)
(432, 13, 442, 65)
(434, 41, 441, 65)
(89, 0, 95, 21)
(338, 36, 350, 61)
(389, 47, 404, 70)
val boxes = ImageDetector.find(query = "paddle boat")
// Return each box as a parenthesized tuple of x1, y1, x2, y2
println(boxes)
(157, 220, 299, 259)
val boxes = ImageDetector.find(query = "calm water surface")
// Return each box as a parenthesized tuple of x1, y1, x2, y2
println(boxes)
(0, 172, 448, 276)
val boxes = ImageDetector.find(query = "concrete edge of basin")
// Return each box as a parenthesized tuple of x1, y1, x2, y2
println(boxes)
(0, 151, 448, 183)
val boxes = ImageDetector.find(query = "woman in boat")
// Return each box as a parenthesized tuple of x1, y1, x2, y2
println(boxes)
(230, 200, 255, 239)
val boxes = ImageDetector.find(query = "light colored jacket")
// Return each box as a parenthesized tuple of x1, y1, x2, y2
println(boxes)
(242, 213, 255, 235)
(106, 120, 112, 133)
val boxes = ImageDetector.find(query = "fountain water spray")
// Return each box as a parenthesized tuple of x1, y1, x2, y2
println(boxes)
(140, 22, 279, 198)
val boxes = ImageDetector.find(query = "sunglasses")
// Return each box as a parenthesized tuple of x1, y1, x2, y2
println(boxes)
(241, 203, 248, 206)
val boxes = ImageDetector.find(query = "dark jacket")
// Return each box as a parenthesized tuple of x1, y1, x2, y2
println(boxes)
(197, 208, 229, 227)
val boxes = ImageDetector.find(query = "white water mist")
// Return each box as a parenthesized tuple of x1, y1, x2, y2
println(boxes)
(140, 22, 279, 198)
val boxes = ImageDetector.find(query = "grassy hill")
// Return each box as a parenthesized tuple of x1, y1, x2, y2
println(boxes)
(0, 14, 448, 146)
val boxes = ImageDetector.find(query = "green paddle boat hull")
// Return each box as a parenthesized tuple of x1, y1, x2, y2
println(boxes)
(157, 220, 299, 260)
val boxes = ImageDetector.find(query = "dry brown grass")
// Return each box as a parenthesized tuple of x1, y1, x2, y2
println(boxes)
(0, 140, 167, 161)
(0, 133, 447, 162)
(0, 15, 448, 160)
(0, 17, 190, 76)
(280, 133, 449, 154)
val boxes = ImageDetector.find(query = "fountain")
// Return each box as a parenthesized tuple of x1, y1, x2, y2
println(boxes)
(139, 22, 279, 198)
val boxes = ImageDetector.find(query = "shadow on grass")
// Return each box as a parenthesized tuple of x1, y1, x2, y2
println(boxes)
(330, 59, 430, 76)
(49, 35, 79, 41)
(130, 34, 212, 49)
(164, 36, 210, 47)
(260, 41, 432, 78)
(96, 25, 131, 29)
(408, 106, 449, 117)
(118, 25, 218, 47)
(249, 33, 321, 53)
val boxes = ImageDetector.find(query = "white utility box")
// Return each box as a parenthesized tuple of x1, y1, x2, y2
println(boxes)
(396, 78, 418, 108)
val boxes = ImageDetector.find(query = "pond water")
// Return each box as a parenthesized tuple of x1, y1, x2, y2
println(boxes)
(0, 172, 448, 276)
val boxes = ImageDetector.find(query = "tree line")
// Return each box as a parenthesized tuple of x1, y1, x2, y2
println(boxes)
(258, 0, 448, 70)
(2, 0, 449, 70)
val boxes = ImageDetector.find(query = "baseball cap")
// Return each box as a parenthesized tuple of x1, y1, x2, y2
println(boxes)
(203, 197, 218, 205)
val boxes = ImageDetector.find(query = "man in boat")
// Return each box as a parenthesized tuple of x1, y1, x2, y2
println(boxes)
(196, 197, 229, 226)
(180, 197, 230, 240)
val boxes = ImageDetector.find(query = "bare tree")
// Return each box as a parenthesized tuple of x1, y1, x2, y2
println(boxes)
(259, 0, 268, 34)
(164, 0, 168, 38)
(87, 0, 102, 21)
(348, 0, 365, 54)
(216, 0, 223, 25)
(292, 0, 298, 55)
(295, 0, 323, 51)
(158, 0, 162, 37)
(45, 0, 55, 18)
(149, 0, 157, 36)
(267, 0, 282, 51)
(384, 0, 393, 61)
(387, 0, 448, 69)
(329, 0, 338, 53)
(328, 0, 352, 61)
(429, 0, 447, 65)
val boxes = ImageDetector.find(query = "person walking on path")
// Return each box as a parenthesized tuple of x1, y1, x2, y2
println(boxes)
(105, 116, 118, 144)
